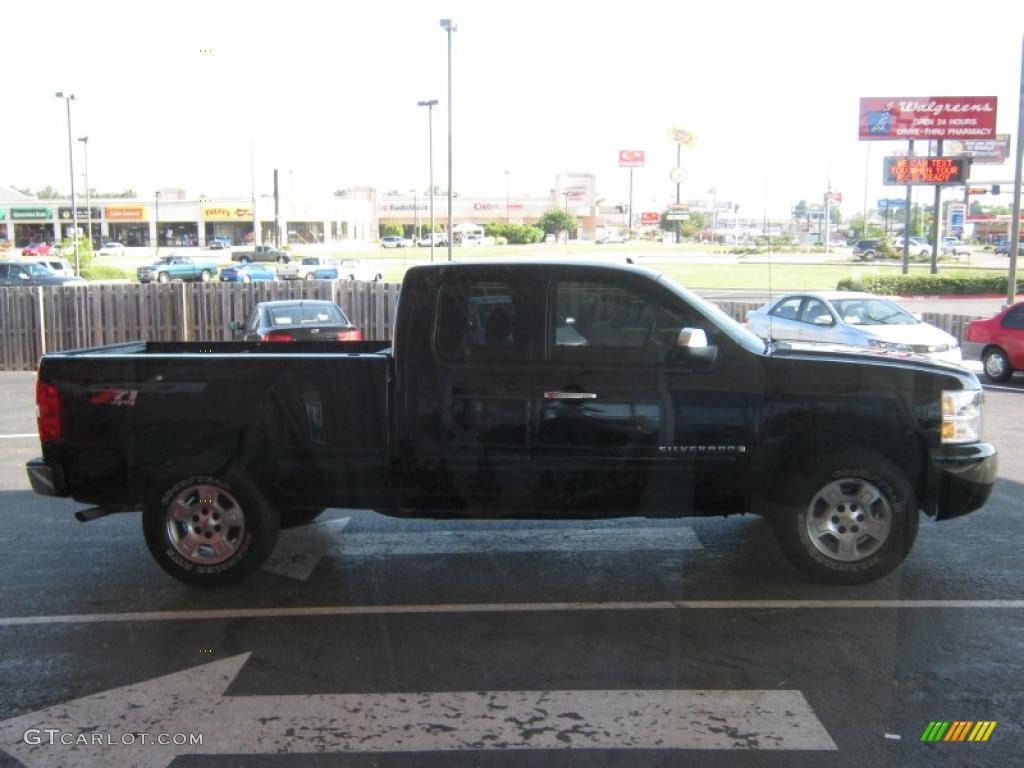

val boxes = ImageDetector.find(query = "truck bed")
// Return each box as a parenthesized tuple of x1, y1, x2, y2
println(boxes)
(37, 341, 395, 511)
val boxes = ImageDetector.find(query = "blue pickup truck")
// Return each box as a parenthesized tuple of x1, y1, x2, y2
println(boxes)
(137, 254, 221, 283)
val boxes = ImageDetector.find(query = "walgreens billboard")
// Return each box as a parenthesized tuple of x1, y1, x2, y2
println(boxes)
(859, 97, 997, 141)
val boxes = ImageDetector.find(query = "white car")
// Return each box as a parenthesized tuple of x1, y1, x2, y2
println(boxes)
(595, 232, 627, 244)
(745, 291, 961, 364)
(96, 242, 127, 257)
(277, 256, 337, 281)
(30, 258, 75, 278)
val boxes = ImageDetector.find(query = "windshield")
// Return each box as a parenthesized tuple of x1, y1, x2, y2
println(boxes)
(269, 304, 347, 325)
(24, 262, 53, 276)
(831, 298, 918, 325)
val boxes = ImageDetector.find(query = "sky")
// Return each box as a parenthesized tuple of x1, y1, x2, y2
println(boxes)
(4, 0, 1022, 220)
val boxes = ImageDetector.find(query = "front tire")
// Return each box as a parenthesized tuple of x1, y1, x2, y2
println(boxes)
(982, 347, 1012, 383)
(157, 272, 170, 284)
(770, 449, 917, 584)
(143, 471, 279, 587)
(200, 270, 211, 283)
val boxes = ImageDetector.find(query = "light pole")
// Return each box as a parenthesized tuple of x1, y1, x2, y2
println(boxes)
(410, 188, 419, 240)
(55, 92, 78, 275)
(505, 170, 510, 224)
(154, 190, 160, 257)
(78, 136, 90, 248)
(440, 18, 456, 262)
(418, 98, 438, 263)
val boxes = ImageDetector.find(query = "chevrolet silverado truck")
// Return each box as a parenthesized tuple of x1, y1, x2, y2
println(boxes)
(137, 254, 220, 284)
(27, 261, 997, 586)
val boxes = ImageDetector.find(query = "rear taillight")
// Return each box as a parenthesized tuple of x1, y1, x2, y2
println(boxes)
(336, 329, 363, 341)
(36, 380, 62, 444)
(261, 331, 295, 342)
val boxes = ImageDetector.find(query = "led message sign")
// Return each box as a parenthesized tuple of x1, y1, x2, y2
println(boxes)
(883, 157, 969, 185)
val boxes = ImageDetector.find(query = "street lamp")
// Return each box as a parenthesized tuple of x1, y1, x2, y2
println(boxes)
(55, 91, 78, 275)
(78, 136, 90, 248)
(505, 170, 510, 224)
(417, 99, 438, 263)
(440, 18, 456, 262)
(154, 190, 160, 257)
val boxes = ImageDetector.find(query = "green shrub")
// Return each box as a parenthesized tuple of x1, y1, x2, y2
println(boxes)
(484, 222, 543, 244)
(81, 265, 134, 281)
(837, 272, 1023, 295)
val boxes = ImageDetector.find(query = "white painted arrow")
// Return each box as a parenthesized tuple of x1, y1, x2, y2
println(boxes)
(263, 515, 703, 580)
(0, 653, 835, 767)
(261, 516, 351, 580)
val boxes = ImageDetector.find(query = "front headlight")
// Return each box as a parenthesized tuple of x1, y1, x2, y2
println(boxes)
(941, 389, 983, 443)
(867, 339, 914, 354)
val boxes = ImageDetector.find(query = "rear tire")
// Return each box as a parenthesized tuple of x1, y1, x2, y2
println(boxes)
(982, 347, 1012, 383)
(143, 470, 279, 587)
(157, 272, 170, 284)
(200, 270, 211, 283)
(770, 448, 917, 584)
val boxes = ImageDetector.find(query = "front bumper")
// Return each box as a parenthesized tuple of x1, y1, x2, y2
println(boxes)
(26, 457, 69, 498)
(929, 442, 997, 520)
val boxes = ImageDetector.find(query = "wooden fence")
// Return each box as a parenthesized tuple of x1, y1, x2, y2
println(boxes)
(0, 281, 400, 371)
(0, 286, 985, 371)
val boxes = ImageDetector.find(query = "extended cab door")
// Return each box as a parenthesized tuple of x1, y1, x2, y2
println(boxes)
(400, 267, 540, 515)
(534, 269, 761, 516)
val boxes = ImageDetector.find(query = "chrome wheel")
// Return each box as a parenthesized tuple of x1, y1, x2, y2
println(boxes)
(804, 477, 892, 562)
(164, 483, 246, 566)
(983, 348, 1011, 382)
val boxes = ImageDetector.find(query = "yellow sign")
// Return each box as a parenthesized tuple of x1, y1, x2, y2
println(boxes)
(669, 127, 697, 146)
(202, 206, 254, 221)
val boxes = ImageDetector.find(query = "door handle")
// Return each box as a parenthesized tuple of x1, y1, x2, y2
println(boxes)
(544, 391, 597, 400)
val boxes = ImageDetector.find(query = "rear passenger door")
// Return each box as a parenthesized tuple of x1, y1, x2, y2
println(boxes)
(418, 270, 538, 514)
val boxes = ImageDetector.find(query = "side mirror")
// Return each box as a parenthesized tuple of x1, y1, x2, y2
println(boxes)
(228, 321, 243, 333)
(676, 327, 718, 364)
(812, 315, 834, 326)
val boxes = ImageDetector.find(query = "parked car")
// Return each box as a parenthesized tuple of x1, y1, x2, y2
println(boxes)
(746, 291, 961, 363)
(31, 258, 74, 278)
(417, 232, 448, 247)
(963, 302, 1024, 382)
(137, 254, 219, 284)
(229, 300, 363, 342)
(208, 236, 232, 250)
(21, 242, 52, 257)
(277, 256, 338, 281)
(994, 238, 1024, 257)
(891, 237, 930, 257)
(595, 232, 627, 244)
(312, 259, 382, 282)
(381, 235, 404, 248)
(941, 237, 970, 256)
(219, 262, 278, 282)
(851, 239, 881, 260)
(26, 261, 996, 586)
(96, 242, 126, 257)
(231, 244, 290, 263)
(0, 260, 86, 286)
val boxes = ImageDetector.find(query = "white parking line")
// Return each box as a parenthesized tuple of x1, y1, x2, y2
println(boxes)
(0, 434, 37, 439)
(1, 599, 1022, 628)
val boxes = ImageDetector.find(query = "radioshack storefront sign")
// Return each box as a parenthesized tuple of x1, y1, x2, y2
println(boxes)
(859, 97, 997, 141)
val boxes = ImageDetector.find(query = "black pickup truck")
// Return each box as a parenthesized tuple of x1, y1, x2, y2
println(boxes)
(27, 261, 997, 586)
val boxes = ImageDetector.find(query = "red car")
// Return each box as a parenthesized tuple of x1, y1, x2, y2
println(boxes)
(965, 302, 1024, 382)
(21, 242, 52, 257)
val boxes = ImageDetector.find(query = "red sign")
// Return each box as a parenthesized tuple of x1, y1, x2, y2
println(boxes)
(640, 212, 660, 225)
(619, 150, 645, 168)
(883, 157, 970, 185)
(831, 192, 843, 203)
(859, 97, 997, 141)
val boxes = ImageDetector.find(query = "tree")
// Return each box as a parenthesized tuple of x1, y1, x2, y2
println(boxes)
(969, 201, 984, 216)
(829, 204, 841, 226)
(334, 189, 349, 197)
(37, 186, 61, 199)
(538, 208, 577, 236)
(792, 200, 808, 221)
(380, 223, 403, 238)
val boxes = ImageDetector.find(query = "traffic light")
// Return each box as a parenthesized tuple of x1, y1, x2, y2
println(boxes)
(991, 185, 1000, 195)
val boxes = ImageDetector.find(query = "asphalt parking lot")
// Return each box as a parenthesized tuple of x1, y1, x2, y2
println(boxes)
(0, 369, 1022, 767)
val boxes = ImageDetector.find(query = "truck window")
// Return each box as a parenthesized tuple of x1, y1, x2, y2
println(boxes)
(550, 278, 702, 364)
(435, 279, 528, 364)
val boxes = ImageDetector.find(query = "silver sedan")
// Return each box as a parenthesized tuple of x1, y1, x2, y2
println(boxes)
(746, 291, 962, 364)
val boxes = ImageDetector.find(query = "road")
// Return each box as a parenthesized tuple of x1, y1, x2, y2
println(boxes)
(0, 369, 1021, 767)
